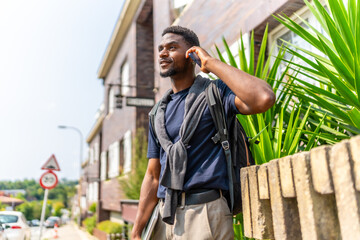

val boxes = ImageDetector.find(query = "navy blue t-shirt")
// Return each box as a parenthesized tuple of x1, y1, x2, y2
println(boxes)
(147, 79, 240, 198)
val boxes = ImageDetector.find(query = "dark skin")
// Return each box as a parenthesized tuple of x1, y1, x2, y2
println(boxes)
(131, 33, 275, 239)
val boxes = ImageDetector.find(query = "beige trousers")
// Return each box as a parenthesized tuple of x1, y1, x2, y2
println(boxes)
(153, 196, 234, 240)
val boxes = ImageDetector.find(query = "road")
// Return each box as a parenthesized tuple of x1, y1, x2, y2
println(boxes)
(30, 223, 96, 240)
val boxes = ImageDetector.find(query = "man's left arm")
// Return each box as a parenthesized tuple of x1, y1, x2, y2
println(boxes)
(186, 47, 275, 115)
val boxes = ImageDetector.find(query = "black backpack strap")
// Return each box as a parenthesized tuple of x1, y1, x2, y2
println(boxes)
(205, 80, 235, 212)
(149, 101, 161, 147)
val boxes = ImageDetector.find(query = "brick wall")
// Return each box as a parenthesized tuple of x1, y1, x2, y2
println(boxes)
(240, 135, 360, 239)
(151, 0, 305, 101)
(100, 178, 125, 212)
(135, 0, 154, 131)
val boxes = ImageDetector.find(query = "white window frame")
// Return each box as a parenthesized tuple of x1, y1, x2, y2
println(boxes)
(94, 143, 99, 162)
(100, 151, 107, 181)
(108, 87, 115, 114)
(123, 130, 132, 174)
(108, 141, 120, 178)
(172, 0, 193, 23)
(121, 61, 130, 96)
(268, 1, 328, 81)
(88, 147, 94, 164)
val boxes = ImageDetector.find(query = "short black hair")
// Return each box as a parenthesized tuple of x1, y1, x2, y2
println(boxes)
(162, 26, 200, 47)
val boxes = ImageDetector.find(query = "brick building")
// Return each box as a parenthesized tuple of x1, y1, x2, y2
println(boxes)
(82, 0, 316, 226)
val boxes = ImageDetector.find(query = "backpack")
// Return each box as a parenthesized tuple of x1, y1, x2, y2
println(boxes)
(149, 80, 255, 215)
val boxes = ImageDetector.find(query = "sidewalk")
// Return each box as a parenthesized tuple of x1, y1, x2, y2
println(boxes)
(41, 223, 98, 240)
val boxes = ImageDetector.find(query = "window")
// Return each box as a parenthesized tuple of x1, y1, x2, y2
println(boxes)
(108, 141, 120, 178)
(88, 147, 94, 164)
(93, 182, 98, 202)
(81, 196, 87, 209)
(94, 143, 99, 162)
(87, 184, 92, 202)
(108, 87, 115, 114)
(121, 61, 130, 96)
(171, 0, 192, 19)
(88, 182, 98, 202)
(0, 215, 18, 223)
(100, 151, 107, 181)
(269, 3, 328, 84)
(123, 130, 132, 173)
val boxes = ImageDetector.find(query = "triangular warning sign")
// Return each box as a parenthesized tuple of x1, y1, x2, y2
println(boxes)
(41, 154, 61, 171)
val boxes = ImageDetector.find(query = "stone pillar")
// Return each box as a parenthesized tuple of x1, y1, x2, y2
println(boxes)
(329, 139, 360, 238)
(292, 152, 340, 239)
(248, 165, 274, 239)
(267, 159, 302, 240)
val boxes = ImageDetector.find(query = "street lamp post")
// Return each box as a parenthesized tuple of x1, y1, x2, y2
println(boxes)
(58, 125, 83, 226)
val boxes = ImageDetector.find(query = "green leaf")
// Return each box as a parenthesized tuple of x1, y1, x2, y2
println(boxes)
(304, 0, 329, 34)
(248, 126, 267, 145)
(356, 0, 360, 61)
(238, 32, 248, 73)
(215, 44, 226, 63)
(255, 25, 268, 77)
(348, 107, 360, 129)
(291, 76, 349, 105)
(222, 36, 238, 68)
(321, 2, 354, 71)
(300, 86, 351, 123)
(274, 107, 284, 158)
(282, 106, 295, 154)
(327, 0, 355, 51)
(274, 14, 323, 53)
(249, 31, 255, 75)
(348, 0, 357, 34)
(307, 118, 350, 137)
(316, 59, 359, 109)
(355, 51, 360, 102)
(304, 113, 326, 151)
(289, 105, 312, 155)
(257, 114, 274, 161)
(317, 37, 355, 88)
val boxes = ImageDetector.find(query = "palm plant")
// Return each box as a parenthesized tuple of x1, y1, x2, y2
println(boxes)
(215, 26, 326, 239)
(275, 0, 360, 139)
(215, 26, 323, 165)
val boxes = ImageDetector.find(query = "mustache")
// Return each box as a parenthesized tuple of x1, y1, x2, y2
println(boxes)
(159, 58, 173, 64)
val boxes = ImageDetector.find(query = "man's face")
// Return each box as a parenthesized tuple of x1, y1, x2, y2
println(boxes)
(158, 33, 192, 78)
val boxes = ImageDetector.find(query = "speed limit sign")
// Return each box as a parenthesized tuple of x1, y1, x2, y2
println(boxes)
(39, 170, 58, 189)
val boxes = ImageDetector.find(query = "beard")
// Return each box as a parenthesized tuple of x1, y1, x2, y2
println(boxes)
(160, 66, 177, 78)
(159, 60, 192, 78)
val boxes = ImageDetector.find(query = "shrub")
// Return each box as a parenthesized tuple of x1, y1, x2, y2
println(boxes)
(52, 202, 65, 217)
(82, 215, 97, 234)
(97, 220, 123, 234)
(89, 202, 97, 214)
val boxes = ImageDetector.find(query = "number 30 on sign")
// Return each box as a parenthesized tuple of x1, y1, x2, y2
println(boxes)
(39, 170, 58, 189)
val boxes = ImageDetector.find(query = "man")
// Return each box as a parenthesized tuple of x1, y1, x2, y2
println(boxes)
(131, 26, 275, 239)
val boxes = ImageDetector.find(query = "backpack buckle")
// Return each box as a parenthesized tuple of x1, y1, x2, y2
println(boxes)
(221, 140, 230, 150)
(211, 133, 221, 144)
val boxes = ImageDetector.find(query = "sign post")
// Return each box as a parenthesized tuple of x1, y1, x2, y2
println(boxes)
(39, 155, 60, 240)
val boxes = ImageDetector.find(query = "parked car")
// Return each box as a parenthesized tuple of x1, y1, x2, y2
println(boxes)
(0, 221, 9, 240)
(0, 211, 30, 240)
(44, 216, 61, 228)
(30, 219, 39, 227)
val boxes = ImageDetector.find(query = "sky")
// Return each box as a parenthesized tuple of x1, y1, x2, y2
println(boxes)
(0, 0, 124, 181)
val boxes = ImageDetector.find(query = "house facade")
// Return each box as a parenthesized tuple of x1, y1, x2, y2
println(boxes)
(83, 0, 315, 226)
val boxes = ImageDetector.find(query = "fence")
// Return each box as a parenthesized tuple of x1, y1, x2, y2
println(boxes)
(240, 135, 360, 239)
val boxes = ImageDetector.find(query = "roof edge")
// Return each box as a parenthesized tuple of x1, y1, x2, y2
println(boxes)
(97, 0, 142, 79)
(86, 114, 105, 143)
